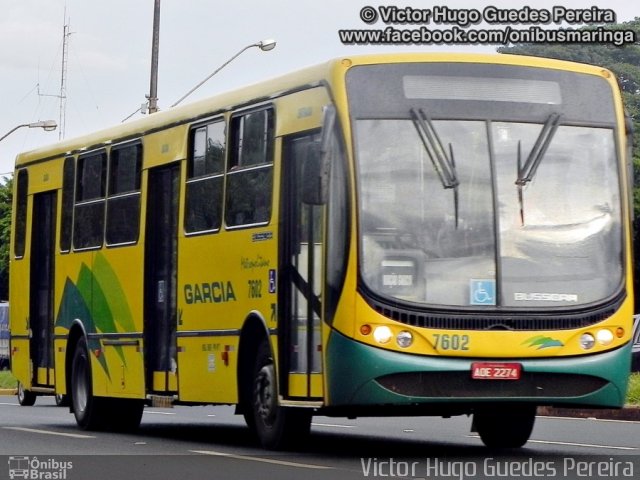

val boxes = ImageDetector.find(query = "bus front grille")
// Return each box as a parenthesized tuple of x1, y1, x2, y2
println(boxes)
(376, 371, 608, 399)
(369, 299, 621, 331)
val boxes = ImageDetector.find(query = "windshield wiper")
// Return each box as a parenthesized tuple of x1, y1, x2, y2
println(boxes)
(410, 108, 460, 227)
(515, 112, 562, 225)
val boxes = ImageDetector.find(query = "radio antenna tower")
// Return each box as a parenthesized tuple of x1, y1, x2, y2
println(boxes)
(39, 10, 72, 140)
(58, 16, 71, 139)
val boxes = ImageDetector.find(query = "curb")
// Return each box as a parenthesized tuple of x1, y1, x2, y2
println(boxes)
(0, 388, 17, 396)
(538, 405, 640, 422)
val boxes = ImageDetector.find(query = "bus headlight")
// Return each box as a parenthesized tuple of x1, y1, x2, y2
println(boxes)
(579, 333, 595, 350)
(396, 330, 413, 348)
(596, 329, 614, 346)
(373, 326, 393, 344)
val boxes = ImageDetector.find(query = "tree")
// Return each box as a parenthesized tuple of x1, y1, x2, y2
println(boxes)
(0, 176, 12, 300)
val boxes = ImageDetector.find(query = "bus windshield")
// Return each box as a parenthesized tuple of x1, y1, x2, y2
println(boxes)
(349, 63, 622, 309)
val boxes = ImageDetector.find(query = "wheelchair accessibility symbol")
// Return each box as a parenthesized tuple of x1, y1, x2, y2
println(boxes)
(470, 279, 496, 305)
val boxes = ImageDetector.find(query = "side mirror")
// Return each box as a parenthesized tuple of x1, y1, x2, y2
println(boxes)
(302, 105, 336, 205)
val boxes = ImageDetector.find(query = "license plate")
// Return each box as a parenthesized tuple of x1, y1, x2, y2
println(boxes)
(471, 362, 522, 380)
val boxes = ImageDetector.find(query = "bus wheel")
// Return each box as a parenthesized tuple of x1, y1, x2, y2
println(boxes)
(250, 341, 311, 450)
(474, 405, 536, 449)
(55, 394, 70, 407)
(17, 383, 37, 406)
(71, 337, 107, 430)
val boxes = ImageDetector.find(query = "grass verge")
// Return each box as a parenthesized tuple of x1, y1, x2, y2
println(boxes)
(0, 369, 17, 389)
(627, 373, 640, 406)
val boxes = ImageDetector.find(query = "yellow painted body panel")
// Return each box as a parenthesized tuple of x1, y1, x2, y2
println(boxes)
(177, 336, 239, 403)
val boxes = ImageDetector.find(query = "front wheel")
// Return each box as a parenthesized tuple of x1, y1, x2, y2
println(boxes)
(473, 405, 537, 449)
(17, 382, 37, 406)
(249, 341, 311, 450)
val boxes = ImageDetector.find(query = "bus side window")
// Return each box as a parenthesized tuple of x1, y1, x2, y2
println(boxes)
(225, 107, 274, 227)
(185, 121, 225, 234)
(60, 157, 75, 253)
(106, 143, 142, 246)
(13, 168, 29, 259)
(73, 151, 107, 250)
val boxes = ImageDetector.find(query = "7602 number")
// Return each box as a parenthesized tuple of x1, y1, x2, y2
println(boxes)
(433, 334, 470, 351)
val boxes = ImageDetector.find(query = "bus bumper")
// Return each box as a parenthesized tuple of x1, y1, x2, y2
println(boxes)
(325, 329, 631, 409)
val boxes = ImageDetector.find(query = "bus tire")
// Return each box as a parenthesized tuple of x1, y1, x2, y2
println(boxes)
(250, 341, 311, 450)
(474, 405, 536, 449)
(71, 337, 107, 430)
(55, 394, 70, 407)
(17, 382, 37, 406)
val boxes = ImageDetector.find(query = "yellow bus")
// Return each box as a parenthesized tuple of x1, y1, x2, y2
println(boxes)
(10, 53, 635, 449)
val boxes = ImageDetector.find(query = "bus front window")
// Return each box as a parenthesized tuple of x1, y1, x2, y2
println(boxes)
(357, 118, 495, 306)
(355, 118, 622, 309)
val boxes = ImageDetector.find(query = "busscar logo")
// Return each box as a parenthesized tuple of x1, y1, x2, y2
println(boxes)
(8, 456, 73, 479)
(514, 292, 578, 302)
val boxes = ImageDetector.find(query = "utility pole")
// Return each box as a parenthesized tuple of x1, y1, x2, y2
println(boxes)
(148, 0, 161, 113)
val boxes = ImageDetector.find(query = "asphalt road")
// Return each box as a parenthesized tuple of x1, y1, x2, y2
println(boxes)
(0, 395, 639, 480)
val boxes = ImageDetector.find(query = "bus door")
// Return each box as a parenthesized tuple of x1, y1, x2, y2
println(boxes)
(279, 132, 324, 399)
(144, 164, 180, 393)
(29, 191, 57, 387)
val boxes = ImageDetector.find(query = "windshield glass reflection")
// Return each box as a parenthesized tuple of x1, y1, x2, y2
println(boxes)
(356, 119, 621, 308)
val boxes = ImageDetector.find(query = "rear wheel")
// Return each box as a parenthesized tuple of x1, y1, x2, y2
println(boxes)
(71, 337, 108, 430)
(249, 341, 311, 450)
(17, 383, 37, 406)
(474, 405, 536, 448)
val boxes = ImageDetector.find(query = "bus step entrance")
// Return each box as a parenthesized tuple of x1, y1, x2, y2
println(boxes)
(148, 395, 175, 408)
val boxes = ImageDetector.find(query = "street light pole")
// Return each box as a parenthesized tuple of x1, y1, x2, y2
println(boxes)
(170, 39, 276, 108)
(0, 120, 58, 143)
(148, 0, 161, 114)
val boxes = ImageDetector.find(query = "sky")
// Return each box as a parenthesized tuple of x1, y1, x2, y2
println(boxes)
(0, 0, 638, 175)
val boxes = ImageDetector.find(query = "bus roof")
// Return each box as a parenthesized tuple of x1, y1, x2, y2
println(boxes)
(14, 52, 613, 167)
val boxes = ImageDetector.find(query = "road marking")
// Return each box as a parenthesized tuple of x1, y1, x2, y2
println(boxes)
(3, 427, 96, 439)
(587, 418, 640, 425)
(527, 439, 637, 450)
(144, 410, 176, 415)
(190, 450, 334, 470)
(0, 402, 18, 406)
(311, 422, 355, 429)
(467, 435, 636, 450)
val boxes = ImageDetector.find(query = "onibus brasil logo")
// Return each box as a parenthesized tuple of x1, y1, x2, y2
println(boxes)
(8, 456, 73, 479)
